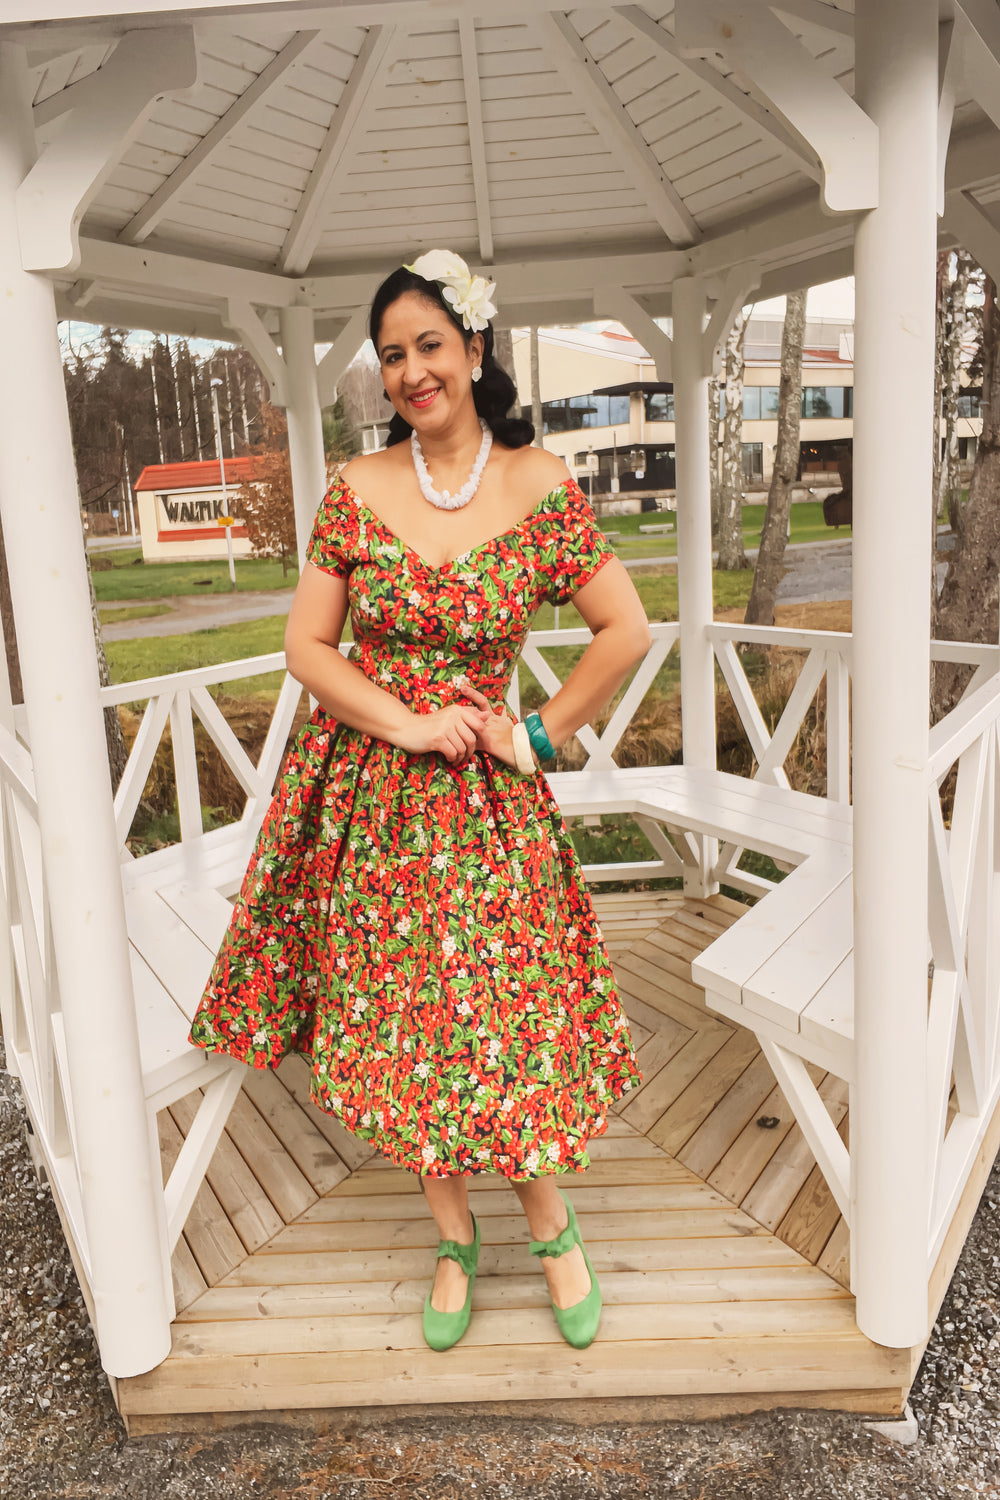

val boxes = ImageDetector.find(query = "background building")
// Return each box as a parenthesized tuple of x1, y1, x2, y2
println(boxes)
(133, 458, 255, 563)
(510, 315, 982, 510)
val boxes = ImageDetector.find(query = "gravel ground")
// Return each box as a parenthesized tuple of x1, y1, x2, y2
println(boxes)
(2, 1030, 999, 1499)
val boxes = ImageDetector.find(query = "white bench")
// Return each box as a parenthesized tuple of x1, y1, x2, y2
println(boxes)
(549, 765, 855, 1220)
(637, 522, 675, 535)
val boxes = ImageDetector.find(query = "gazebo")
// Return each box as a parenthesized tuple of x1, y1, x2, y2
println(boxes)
(2, 0, 1000, 1433)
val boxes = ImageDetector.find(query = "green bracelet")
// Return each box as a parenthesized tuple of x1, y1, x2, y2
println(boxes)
(525, 711, 555, 760)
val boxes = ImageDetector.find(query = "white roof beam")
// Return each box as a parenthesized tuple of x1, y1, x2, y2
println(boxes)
(77, 235, 299, 306)
(703, 263, 762, 365)
(594, 287, 673, 379)
(315, 305, 371, 407)
(279, 24, 394, 277)
(770, 2, 854, 39)
(938, 20, 961, 217)
(16, 26, 198, 273)
(613, 5, 821, 183)
(459, 16, 494, 265)
(543, 11, 701, 248)
(307, 248, 684, 315)
(674, 0, 878, 213)
(117, 30, 322, 247)
(956, 0, 1000, 135)
(943, 189, 1000, 287)
(223, 299, 288, 404)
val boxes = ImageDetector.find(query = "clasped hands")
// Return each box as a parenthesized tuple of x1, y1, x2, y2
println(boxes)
(399, 681, 525, 770)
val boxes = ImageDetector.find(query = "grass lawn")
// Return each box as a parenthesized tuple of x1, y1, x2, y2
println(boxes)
(605, 500, 844, 561)
(91, 548, 299, 601)
(104, 566, 754, 689)
(98, 603, 173, 625)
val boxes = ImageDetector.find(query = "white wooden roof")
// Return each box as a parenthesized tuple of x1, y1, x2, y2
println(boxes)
(5, 1, 1000, 340)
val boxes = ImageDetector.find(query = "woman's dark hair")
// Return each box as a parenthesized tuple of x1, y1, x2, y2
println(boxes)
(368, 265, 534, 448)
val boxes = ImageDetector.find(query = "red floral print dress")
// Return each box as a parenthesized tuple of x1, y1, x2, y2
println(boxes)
(187, 473, 642, 1178)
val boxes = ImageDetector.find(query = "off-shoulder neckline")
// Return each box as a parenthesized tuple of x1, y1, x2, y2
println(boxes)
(331, 473, 579, 574)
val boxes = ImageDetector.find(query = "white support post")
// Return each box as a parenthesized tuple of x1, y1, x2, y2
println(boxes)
(672, 276, 718, 895)
(0, 43, 172, 1375)
(278, 306, 328, 566)
(851, 0, 937, 1350)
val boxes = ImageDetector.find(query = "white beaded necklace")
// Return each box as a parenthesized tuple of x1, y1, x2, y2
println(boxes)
(410, 418, 492, 511)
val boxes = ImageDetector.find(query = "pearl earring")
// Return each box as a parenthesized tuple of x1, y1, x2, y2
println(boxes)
(471, 366, 482, 383)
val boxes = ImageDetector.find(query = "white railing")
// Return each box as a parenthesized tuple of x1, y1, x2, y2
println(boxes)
(0, 718, 91, 1282)
(99, 652, 302, 855)
(98, 623, 682, 868)
(708, 623, 1000, 1277)
(926, 669, 1000, 1264)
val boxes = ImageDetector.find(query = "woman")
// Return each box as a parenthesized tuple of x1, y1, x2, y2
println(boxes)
(187, 250, 651, 1354)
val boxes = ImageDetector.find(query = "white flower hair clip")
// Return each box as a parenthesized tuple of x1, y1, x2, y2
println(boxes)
(404, 249, 498, 333)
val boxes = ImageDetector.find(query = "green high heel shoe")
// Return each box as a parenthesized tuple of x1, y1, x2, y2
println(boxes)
(422, 1211, 480, 1352)
(529, 1187, 602, 1349)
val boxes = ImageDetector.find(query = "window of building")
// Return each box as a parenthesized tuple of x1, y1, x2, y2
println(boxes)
(741, 442, 763, 481)
(525, 392, 631, 434)
(802, 385, 850, 418)
(957, 390, 982, 419)
(644, 391, 675, 422)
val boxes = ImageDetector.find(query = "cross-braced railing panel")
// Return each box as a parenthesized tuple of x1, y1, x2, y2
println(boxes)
(926, 673, 1000, 1263)
(101, 653, 303, 855)
(99, 624, 682, 867)
(0, 721, 89, 1278)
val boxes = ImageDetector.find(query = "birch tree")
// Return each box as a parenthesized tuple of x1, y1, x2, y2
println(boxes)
(708, 366, 723, 538)
(745, 289, 807, 626)
(941, 250, 974, 534)
(933, 272, 1000, 719)
(716, 309, 749, 570)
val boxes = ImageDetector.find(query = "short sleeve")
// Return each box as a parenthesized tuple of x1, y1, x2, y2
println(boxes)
(541, 481, 615, 605)
(305, 474, 359, 578)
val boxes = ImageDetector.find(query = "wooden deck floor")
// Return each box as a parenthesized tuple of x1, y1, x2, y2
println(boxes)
(118, 892, 911, 1429)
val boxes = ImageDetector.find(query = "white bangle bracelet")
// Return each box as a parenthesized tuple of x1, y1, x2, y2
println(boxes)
(511, 720, 537, 776)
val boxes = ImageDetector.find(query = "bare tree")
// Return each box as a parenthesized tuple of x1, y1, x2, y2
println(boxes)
(530, 326, 543, 448)
(745, 289, 807, 626)
(939, 250, 974, 534)
(708, 365, 723, 538)
(716, 309, 749, 570)
(933, 272, 1000, 719)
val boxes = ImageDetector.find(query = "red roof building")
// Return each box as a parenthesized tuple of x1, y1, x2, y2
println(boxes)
(133, 457, 259, 560)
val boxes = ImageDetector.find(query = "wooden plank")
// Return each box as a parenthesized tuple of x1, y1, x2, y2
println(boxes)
(166, 1296, 866, 1361)
(680, 1053, 779, 1181)
(740, 1077, 850, 1233)
(214, 1233, 819, 1289)
(647, 1029, 763, 1157)
(708, 1077, 816, 1205)
(219, 1090, 319, 1225)
(117, 1333, 909, 1416)
(298, 1181, 737, 1223)
(321, 1156, 700, 1198)
(817, 1217, 851, 1290)
(618, 1022, 733, 1134)
(239, 1066, 352, 1196)
(159, 1109, 208, 1315)
(273, 1054, 377, 1173)
(159, 1112, 247, 1289)
(777, 1147, 846, 1267)
(261, 1207, 767, 1257)
(743, 876, 854, 1033)
(169, 1090, 287, 1255)
(176, 1263, 850, 1324)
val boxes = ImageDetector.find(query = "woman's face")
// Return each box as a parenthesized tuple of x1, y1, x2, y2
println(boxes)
(377, 291, 484, 436)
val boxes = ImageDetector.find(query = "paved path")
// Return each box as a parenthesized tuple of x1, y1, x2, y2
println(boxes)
(98, 530, 956, 640)
(100, 588, 294, 641)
